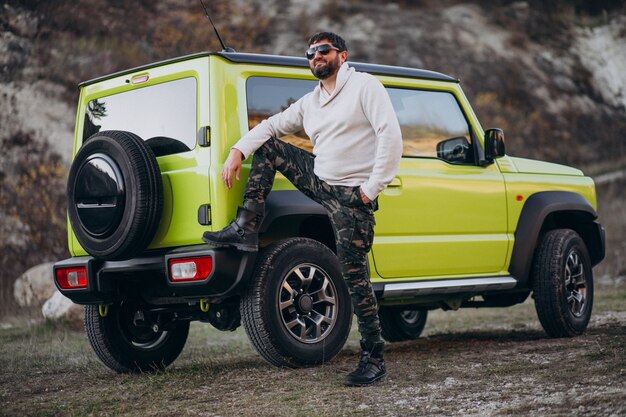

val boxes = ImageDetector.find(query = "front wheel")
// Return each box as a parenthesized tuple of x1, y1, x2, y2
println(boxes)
(532, 229, 594, 338)
(240, 238, 352, 368)
(85, 301, 189, 373)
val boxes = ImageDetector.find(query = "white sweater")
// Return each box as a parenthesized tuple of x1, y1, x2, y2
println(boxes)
(234, 63, 403, 200)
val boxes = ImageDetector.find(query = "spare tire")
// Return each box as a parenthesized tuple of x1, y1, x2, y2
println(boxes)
(67, 130, 163, 260)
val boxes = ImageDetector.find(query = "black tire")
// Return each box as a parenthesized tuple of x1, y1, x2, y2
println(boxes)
(67, 130, 163, 260)
(379, 307, 428, 342)
(532, 229, 594, 338)
(85, 302, 189, 373)
(240, 238, 352, 368)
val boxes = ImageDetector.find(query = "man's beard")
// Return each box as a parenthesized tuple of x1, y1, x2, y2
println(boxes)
(310, 56, 340, 80)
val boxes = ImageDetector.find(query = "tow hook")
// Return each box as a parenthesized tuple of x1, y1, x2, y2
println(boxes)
(98, 304, 109, 318)
(200, 298, 210, 313)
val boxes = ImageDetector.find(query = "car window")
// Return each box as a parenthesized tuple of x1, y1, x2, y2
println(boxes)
(247, 76, 317, 152)
(246, 77, 475, 164)
(388, 88, 475, 164)
(83, 77, 197, 157)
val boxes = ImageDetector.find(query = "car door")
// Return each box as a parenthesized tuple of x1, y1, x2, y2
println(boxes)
(371, 87, 510, 279)
(75, 57, 211, 253)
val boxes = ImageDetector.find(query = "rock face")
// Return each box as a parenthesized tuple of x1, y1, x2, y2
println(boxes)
(3, 3, 39, 38)
(575, 16, 626, 110)
(0, 81, 75, 163)
(13, 262, 83, 325)
(13, 262, 57, 307)
(41, 291, 83, 324)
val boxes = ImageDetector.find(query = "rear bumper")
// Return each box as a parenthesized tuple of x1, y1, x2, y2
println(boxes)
(54, 244, 256, 305)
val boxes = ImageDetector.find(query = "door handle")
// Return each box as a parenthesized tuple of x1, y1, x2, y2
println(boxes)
(388, 178, 402, 187)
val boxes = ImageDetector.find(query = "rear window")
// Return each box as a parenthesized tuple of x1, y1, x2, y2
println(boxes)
(83, 77, 197, 157)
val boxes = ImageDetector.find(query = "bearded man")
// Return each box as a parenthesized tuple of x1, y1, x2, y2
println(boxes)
(202, 32, 403, 386)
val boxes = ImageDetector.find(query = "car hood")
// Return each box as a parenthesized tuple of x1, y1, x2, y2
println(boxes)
(508, 157, 584, 176)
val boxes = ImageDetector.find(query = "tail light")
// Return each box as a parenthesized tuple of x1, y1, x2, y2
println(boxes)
(56, 267, 88, 289)
(168, 256, 213, 282)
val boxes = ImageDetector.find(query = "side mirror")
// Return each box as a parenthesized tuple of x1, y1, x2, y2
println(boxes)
(436, 136, 471, 164)
(484, 128, 506, 163)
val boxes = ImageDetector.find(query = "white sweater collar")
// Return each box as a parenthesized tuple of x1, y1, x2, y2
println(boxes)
(317, 62, 353, 106)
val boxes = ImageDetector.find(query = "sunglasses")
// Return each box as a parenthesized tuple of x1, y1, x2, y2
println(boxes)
(305, 44, 341, 60)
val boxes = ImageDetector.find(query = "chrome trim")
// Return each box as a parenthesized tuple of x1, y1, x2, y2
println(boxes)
(382, 276, 517, 298)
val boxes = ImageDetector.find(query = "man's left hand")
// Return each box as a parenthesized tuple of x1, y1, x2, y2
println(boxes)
(360, 188, 371, 205)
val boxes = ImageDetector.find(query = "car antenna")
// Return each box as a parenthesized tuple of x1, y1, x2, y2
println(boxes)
(199, 0, 235, 52)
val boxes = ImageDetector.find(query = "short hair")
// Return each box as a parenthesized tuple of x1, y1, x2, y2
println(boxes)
(307, 32, 347, 52)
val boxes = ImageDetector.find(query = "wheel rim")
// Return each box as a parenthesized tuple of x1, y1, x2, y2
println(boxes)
(118, 304, 170, 350)
(564, 250, 588, 318)
(400, 310, 420, 324)
(278, 263, 338, 344)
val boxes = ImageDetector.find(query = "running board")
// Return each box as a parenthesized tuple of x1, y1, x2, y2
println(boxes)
(379, 276, 517, 298)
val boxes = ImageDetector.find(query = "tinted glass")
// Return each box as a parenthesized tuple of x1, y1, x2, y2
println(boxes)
(83, 77, 197, 156)
(246, 77, 474, 164)
(388, 88, 474, 163)
(247, 77, 317, 152)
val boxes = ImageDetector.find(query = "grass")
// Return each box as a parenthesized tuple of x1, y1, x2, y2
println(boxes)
(1, 283, 625, 417)
(0, 162, 623, 417)
(1, 178, 624, 416)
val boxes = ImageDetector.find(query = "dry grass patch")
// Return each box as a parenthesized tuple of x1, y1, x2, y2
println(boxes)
(1, 284, 625, 417)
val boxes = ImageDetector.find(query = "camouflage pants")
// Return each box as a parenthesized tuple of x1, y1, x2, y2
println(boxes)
(243, 137, 382, 342)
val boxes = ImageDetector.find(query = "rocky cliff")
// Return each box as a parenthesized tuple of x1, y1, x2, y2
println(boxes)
(2, 1, 625, 164)
(1, 0, 625, 313)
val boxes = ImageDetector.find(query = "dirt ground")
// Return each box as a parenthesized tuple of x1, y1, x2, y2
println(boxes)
(1, 178, 623, 416)
(1, 277, 624, 417)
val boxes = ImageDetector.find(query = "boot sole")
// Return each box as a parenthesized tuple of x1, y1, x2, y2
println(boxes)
(344, 372, 386, 387)
(201, 235, 258, 252)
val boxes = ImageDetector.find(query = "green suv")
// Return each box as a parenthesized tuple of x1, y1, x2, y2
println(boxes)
(54, 51, 605, 373)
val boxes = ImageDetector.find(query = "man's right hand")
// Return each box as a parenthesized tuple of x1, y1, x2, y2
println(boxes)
(222, 148, 244, 189)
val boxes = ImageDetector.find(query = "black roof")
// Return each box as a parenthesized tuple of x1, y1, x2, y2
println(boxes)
(79, 51, 459, 87)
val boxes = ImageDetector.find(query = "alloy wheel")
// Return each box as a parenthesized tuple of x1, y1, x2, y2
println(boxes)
(278, 263, 338, 343)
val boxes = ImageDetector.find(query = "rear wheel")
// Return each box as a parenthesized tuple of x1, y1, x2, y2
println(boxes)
(240, 238, 352, 367)
(532, 229, 594, 337)
(379, 307, 428, 342)
(85, 300, 189, 373)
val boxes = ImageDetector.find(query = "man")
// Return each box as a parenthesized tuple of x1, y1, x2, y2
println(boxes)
(202, 32, 402, 386)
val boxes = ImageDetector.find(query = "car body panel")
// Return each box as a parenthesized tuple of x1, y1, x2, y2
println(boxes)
(70, 58, 211, 256)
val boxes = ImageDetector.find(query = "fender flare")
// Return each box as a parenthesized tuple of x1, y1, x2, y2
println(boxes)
(259, 190, 328, 232)
(510, 190, 605, 288)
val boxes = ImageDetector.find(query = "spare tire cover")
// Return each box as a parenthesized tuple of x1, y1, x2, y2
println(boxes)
(67, 130, 163, 260)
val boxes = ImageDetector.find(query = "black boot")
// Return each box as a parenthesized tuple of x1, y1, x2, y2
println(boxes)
(344, 340, 386, 386)
(202, 207, 262, 252)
